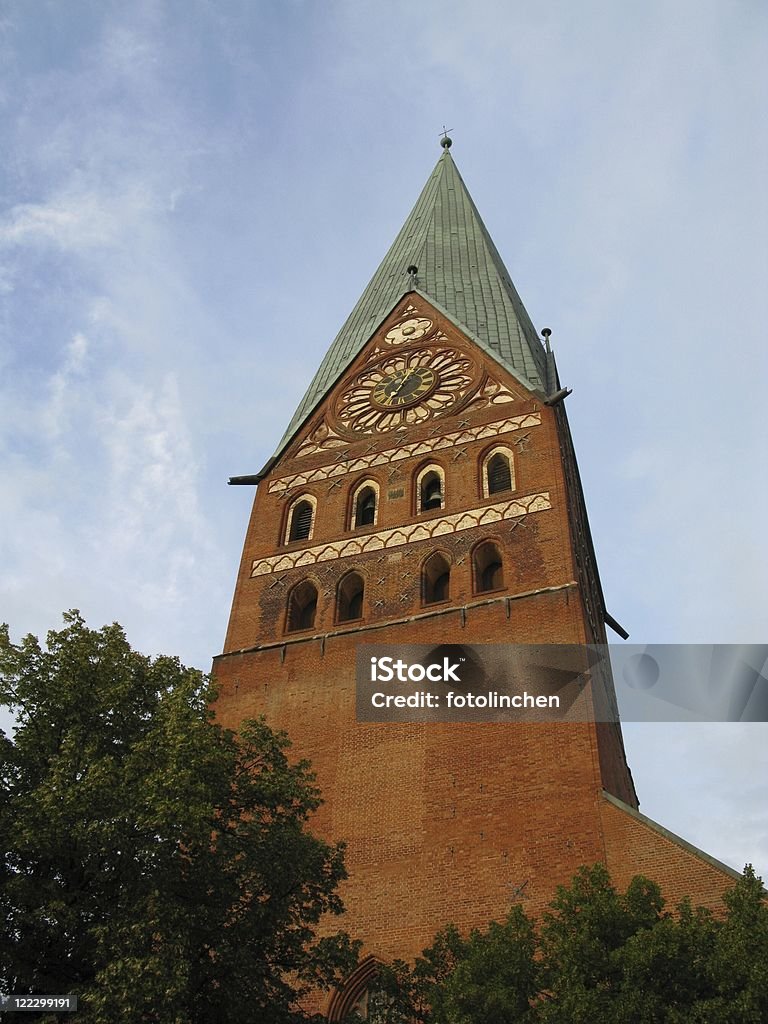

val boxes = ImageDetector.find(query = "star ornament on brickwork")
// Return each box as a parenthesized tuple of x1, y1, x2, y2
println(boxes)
(507, 879, 530, 901)
(509, 517, 530, 533)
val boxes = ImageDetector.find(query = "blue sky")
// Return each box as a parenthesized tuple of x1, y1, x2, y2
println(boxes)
(1, 0, 766, 879)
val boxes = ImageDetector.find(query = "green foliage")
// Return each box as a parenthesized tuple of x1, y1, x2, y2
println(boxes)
(0, 611, 358, 1023)
(366, 864, 767, 1024)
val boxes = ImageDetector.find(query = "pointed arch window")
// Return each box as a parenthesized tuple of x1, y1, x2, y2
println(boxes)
(326, 955, 384, 1023)
(488, 454, 512, 493)
(348, 986, 393, 1020)
(473, 540, 504, 593)
(422, 551, 451, 605)
(416, 465, 445, 513)
(337, 571, 364, 623)
(481, 447, 515, 498)
(351, 481, 379, 529)
(286, 580, 318, 632)
(286, 495, 316, 543)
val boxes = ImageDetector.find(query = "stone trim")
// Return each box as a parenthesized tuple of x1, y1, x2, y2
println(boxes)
(268, 412, 541, 494)
(601, 791, 742, 881)
(215, 581, 579, 660)
(251, 491, 551, 577)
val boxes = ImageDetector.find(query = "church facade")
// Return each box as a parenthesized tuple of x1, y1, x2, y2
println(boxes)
(212, 141, 738, 1017)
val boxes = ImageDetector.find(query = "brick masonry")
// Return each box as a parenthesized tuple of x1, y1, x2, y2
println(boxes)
(213, 295, 737, 1014)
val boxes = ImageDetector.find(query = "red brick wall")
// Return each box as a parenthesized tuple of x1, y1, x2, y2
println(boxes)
(600, 793, 737, 914)
(213, 295, 731, 1003)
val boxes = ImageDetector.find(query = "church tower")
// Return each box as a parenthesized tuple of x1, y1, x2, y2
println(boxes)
(213, 140, 737, 1016)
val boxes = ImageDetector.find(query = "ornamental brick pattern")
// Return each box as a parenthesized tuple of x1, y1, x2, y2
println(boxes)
(250, 491, 551, 577)
(269, 412, 540, 492)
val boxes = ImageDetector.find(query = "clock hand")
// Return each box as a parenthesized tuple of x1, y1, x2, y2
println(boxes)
(380, 367, 422, 406)
(390, 368, 417, 396)
(384, 371, 415, 406)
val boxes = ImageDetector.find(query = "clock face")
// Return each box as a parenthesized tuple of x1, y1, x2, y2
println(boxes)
(371, 366, 437, 408)
(335, 347, 478, 434)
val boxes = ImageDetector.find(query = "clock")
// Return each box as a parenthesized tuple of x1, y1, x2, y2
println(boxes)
(334, 347, 478, 434)
(371, 366, 437, 408)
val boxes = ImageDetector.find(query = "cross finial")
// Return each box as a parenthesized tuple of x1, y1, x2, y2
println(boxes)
(440, 125, 453, 149)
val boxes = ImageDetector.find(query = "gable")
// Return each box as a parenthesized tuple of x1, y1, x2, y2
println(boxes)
(280, 294, 541, 468)
(269, 148, 552, 464)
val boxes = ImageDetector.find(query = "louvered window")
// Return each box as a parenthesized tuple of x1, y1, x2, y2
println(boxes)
(487, 453, 512, 494)
(289, 500, 313, 541)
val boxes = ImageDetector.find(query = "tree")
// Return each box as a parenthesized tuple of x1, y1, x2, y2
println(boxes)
(367, 864, 767, 1024)
(0, 611, 358, 1023)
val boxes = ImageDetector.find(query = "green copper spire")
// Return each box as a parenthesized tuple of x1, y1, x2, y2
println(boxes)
(274, 145, 550, 458)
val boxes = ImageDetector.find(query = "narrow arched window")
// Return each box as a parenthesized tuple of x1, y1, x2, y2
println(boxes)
(423, 552, 451, 605)
(337, 572, 364, 622)
(350, 480, 380, 530)
(487, 453, 512, 494)
(288, 498, 314, 542)
(481, 447, 515, 498)
(474, 541, 504, 593)
(286, 580, 318, 632)
(355, 487, 376, 527)
(419, 471, 443, 512)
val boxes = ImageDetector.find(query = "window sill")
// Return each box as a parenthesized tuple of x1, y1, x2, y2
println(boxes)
(474, 585, 507, 597)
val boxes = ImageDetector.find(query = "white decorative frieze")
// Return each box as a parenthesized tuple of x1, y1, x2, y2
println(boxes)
(269, 412, 541, 495)
(292, 419, 348, 459)
(250, 491, 551, 577)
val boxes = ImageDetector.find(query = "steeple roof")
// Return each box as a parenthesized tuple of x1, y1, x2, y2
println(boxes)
(275, 144, 550, 458)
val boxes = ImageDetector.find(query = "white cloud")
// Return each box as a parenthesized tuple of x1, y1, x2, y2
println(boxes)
(0, 185, 156, 251)
(624, 723, 768, 878)
(42, 332, 90, 440)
